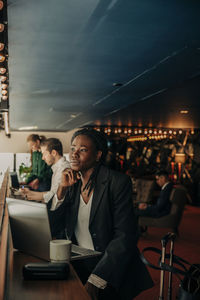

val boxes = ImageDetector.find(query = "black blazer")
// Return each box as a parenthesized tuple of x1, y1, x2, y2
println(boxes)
(63, 165, 153, 299)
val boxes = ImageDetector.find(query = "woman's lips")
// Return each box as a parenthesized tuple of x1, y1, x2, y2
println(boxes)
(70, 160, 79, 166)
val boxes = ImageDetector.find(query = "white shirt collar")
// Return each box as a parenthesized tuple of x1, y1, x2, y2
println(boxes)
(162, 181, 170, 190)
(51, 156, 66, 172)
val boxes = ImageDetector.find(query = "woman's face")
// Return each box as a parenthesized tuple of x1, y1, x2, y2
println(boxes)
(27, 140, 40, 152)
(69, 135, 102, 172)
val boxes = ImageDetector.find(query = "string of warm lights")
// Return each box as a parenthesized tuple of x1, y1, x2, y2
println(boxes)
(91, 126, 199, 142)
(94, 126, 186, 136)
(0, 0, 9, 136)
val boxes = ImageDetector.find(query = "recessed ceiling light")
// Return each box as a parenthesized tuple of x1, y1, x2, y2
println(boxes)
(18, 126, 38, 130)
(180, 109, 189, 114)
(180, 110, 189, 114)
(112, 82, 123, 87)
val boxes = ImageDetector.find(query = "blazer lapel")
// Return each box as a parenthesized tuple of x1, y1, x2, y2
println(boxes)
(89, 166, 109, 225)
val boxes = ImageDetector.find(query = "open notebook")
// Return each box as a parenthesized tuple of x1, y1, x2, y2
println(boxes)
(6, 197, 101, 261)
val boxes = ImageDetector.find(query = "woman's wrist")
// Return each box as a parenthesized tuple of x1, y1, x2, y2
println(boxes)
(57, 185, 68, 200)
(59, 184, 69, 188)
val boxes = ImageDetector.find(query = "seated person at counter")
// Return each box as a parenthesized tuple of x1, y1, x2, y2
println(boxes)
(56, 128, 153, 300)
(22, 138, 70, 211)
(25, 134, 52, 191)
(135, 170, 173, 218)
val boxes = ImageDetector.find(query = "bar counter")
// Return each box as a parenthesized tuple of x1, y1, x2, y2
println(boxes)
(6, 249, 91, 300)
(0, 171, 91, 300)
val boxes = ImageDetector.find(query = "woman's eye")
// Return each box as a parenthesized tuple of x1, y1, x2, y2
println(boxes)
(80, 148, 87, 152)
(70, 147, 75, 152)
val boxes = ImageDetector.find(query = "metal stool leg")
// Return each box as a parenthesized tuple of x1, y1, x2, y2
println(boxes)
(159, 233, 176, 300)
(159, 242, 166, 300)
(167, 234, 176, 300)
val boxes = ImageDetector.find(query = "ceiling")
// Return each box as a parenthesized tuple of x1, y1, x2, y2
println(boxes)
(4, 0, 200, 131)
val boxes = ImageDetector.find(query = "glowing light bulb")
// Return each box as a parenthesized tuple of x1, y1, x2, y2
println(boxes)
(0, 23, 5, 32)
(0, 68, 6, 74)
(0, 43, 4, 51)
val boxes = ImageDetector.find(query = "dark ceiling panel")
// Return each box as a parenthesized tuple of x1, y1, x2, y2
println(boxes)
(6, 0, 200, 131)
(98, 76, 200, 129)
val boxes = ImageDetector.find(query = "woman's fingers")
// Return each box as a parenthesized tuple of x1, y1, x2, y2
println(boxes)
(62, 169, 80, 186)
(73, 170, 81, 180)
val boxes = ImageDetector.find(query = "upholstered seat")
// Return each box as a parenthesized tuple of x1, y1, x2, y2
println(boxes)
(135, 179, 155, 204)
(138, 185, 188, 235)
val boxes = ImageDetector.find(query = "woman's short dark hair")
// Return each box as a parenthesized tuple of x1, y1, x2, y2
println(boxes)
(71, 128, 108, 163)
(70, 128, 108, 196)
(41, 138, 63, 156)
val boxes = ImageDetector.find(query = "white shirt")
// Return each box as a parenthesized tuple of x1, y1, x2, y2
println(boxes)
(75, 193, 94, 250)
(75, 193, 107, 289)
(43, 156, 70, 210)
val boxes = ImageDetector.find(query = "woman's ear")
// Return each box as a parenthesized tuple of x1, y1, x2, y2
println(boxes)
(96, 150, 102, 162)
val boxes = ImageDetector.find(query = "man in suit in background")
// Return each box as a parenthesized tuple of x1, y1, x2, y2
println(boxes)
(135, 170, 173, 218)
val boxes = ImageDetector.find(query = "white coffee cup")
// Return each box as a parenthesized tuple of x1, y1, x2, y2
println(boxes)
(50, 239, 72, 263)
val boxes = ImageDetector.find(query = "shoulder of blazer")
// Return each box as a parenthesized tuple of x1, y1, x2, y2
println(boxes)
(98, 165, 129, 180)
(97, 165, 131, 191)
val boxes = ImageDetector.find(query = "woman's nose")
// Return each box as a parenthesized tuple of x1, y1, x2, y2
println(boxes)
(72, 150, 79, 158)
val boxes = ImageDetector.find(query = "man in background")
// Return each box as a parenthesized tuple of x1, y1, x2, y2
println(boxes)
(22, 138, 70, 211)
(135, 170, 173, 218)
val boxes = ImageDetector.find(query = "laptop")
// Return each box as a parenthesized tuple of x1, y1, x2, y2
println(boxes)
(6, 197, 101, 261)
(9, 171, 20, 189)
(9, 172, 31, 198)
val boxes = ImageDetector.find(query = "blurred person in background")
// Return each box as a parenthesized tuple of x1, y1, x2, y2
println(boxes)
(135, 169, 173, 218)
(22, 138, 70, 211)
(25, 134, 52, 191)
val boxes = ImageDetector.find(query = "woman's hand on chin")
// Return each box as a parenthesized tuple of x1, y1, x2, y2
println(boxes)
(60, 168, 81, 187)
(57, 169, 81, 200)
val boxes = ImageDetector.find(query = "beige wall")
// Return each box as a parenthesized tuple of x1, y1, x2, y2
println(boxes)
(0, 129, 77, 153)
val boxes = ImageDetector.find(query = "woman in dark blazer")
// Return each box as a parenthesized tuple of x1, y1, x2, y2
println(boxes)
(57, 128, 153, 300)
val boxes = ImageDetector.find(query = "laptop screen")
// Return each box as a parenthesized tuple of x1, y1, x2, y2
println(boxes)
(9, 172, 20, 189)
(6, 197, 101, 261)
(6, 197, 52, 261)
